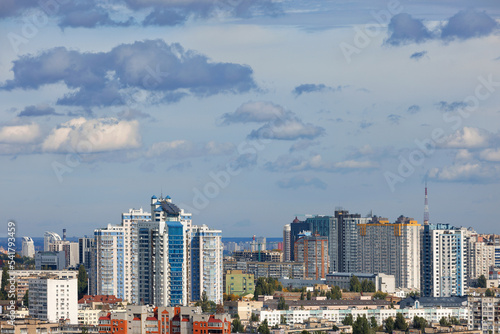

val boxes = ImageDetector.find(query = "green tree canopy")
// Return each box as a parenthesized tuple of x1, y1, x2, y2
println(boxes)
(352, 316, 371, 334)
(350, 276, 362, 292)
(413, 316, 427, 330)
(257, 319, 270, 334)
(478, 275, 487, 289)
(77, 265, 88, 300)
(385, 317, 394, 333)
(394, 313, 408, 331)
(342, 314, 354, 326)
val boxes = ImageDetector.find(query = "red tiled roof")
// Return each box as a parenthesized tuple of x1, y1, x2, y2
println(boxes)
(79, 295, 123, 304)
(146, 317, 157, 321)
(133, 317, 141, 321)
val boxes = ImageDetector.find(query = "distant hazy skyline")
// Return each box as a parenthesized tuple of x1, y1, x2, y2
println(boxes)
(1, 0, 500, 237)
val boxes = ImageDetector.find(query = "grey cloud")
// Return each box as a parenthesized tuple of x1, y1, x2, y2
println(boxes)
(277, 176, 327, 190)
(248, 117, 324, 141)
(142, 9, 188, 26)
(387, 10, 498, 46)
(289, 139, 320, 153)
(441, 9, 498, 40)
(407, 105, 421, 114)
(359, 120, 373, 129)
(436, 101, 467, 112)
(292, 84, 339, 96)
(386, 13, 432, 46)
(410, 51, 427, 60)
(117, 109, 151, 120)
(387, 114, 402, 124)
(0, 0, 281, 28)
(222, 101, 288, 124)
(19, 104, 61, 117)
(1, 40, 257, 107)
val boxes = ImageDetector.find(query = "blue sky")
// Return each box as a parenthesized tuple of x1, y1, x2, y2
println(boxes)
(1, 0, 500, 237)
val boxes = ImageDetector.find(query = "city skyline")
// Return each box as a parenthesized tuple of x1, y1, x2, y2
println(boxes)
(1, 0, 500, 238)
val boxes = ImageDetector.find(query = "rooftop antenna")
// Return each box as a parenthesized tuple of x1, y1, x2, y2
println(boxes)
(424, 181, 429, 225)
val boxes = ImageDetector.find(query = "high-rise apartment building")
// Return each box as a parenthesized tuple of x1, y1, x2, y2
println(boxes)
(44, 231, 62, 251)
(21, 237, 35, 258)
(294, 234, 329, 279)
(93, 207, 151, 304)
(421, 224, 469, 297)
(468, 235, 496, 282)
(357, 216, 421, 290)
(138, 196, 190, 306)
(289, 217, 312, 262)
(283, 224, 291, 262)
(191, 225, 223, 304)
(329, 210, 371, 273)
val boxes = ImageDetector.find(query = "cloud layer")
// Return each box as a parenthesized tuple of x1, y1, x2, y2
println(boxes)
(2, 40, 257, 107)
(386, 10, 498, 46)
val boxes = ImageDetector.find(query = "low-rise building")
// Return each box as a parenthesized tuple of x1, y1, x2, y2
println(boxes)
(326, 272, 396, 293)
(224, 270, 255, 296)
(29, 276, 78, 324)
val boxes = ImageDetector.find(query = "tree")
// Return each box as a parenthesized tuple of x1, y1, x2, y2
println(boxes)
(394, 313, 408, 331)
(485, 288, 494, 297)
(277, 296, 289, 310)
(216, 303, 225, 314)
(81, 327, 89, 334)
(478, 275, 487, 288)
(232, 314, 244, 333)
(449, 317, 460, 325)
(413, 316, 427, 330)
(352, 316, 371, 334)
(307, 291, 312, 300)
(280, 314, 286, 324)
(439, 317, 450, 327)
(370, 316, 378, 328)
(330, 286, 342, 300)
(361, 280, 376, 293)
(77, 265, 88, 300)
(350, 276, 361, 292)
(195, 291, 216, 313)
(300, 291, 305, 300)
(342, 314, 353, 326)
(257, 319, 270, 334)
(332, 324, 339, 331)
(385, 317, 394, 333)
(373, 291, 388, 300)
(23, 290, 29, 307)
(1, 266, 9, 299)
(250, 313, 260, 322)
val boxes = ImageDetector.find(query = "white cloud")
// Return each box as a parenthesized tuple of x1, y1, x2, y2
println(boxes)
(429, 162, 499, 182)
(479, 148, 500, 162)
(0, 123, 41, 144)
(441, 127, 491, 149)
(455, 149, 474, 161)
(42, 117, 141, 153)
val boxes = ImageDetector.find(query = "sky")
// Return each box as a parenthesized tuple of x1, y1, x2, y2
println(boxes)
(1, 0, 500, 238)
